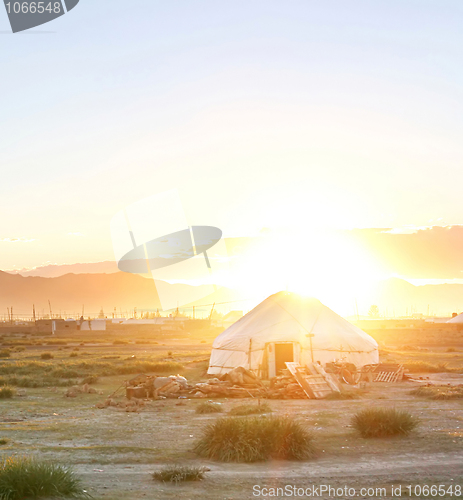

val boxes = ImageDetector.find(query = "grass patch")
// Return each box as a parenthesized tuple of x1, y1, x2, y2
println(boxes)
(194, 416, 316, 462)
(228, 403, 272, 416)
(410, 385, 463, 400)
(404, 361, 463, 373)
(81, 375, 99, 385)
(0, 456, 86, 499)
(0, 359, 184, 386)
(324, 389, 361, 400)
(195, 402, 223, 414)
(152, 465, 206, 484)
(352, 408, 419, 438)
(0, 351, 10, 359)
(0, 387, 14, 399)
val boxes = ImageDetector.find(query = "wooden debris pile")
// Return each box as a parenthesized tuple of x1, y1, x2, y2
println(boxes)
(193, 366, 266, 398)
(285, 362, 341, 399)
(371, 363, 404, 383)
(124, 374, 192, 399)
(268, 372, 306, 399)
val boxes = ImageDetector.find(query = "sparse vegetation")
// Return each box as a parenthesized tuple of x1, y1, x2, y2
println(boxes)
(324, 389, 361, 400)
(403, 361, 463, 373)
(0, 351, 10, 359)
(410, 385, 463, 400)
(0, 359, 184, 387)
(0, 387, 15, 399)
(0, 456, 85, 500)
(228, 403, 272, 416)
(352, 408, 419, 438)
(152, 465, 207, 484)
(194, 416, 316, 462)
(81, 375, 99, 385)
(195, 401, 223, 414)
(40, 353, 53, 360)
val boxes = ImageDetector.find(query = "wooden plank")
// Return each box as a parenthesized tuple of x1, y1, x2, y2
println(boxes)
(312, 363, 341, 392)
(286, 362, 334, 399)
(285, 362, 314, 398)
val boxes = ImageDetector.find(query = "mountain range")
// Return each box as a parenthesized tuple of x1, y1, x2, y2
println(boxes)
(1, 265, 463, 319)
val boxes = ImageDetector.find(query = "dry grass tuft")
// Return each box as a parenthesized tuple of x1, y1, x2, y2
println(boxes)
(228, 403, 272, 416)
(0, 456, 86, 499)
(352, 407, 419, 438)
(410, 385, 463, 400)
(195, 402, 223, 414)
(152, 465, 207, 484)
(194, 416, 316, 462)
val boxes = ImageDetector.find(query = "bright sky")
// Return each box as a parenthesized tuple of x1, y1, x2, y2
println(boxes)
(1, 1, 463, 297)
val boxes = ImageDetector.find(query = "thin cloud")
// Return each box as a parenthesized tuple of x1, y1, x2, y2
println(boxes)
(0, 237, 35, 243)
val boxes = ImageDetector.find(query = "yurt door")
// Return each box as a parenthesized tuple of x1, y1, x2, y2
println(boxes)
(267, 342, 297, 378)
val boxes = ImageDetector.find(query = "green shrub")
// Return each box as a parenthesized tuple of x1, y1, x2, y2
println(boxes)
(194, 416, 316, 462)
(195, 402, 223, 414)
(228, 403, 272, 416)
(410, 385, 463, 400)
(0, 351, 10, 359)
(352, 408, 419, 438)
(40, 353, 53, 360)
(0, 387, 14, 399)
(70, 352, 79, 358)
(0, 456, 86, 500)
(0, 439, 9, 446)
(152, 465, 206, 484)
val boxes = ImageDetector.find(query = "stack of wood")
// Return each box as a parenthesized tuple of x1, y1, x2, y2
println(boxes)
(193, 366, 266, 398)
(285, 362, 341, 399)
(125, 374, 191, 399)
(268, 372, 306, 399)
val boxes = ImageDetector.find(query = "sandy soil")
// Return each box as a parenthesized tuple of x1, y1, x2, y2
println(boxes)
(2, 379, 463, 499)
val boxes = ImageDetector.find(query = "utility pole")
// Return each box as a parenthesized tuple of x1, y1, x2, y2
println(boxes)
(208, 303, 215, 322)
(48, 300, 52, 319)
(32, 304, 36, 322)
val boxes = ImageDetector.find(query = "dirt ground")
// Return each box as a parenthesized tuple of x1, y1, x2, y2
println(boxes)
(0, 327, 462, 499)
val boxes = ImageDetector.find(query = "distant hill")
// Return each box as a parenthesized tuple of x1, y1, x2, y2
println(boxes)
(8, 261, 119, 278)
(0, 270, 240, 319)
(360, 278, 463, 317)
(0, 271, 163, 318)
(1, 269, 462, 320)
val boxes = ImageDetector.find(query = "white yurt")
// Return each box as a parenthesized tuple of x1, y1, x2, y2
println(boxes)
(447, 313, 463, 323)
(208, 291, 379, 378)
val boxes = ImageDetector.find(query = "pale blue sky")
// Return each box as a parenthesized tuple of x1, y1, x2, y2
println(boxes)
(1, 1, 463, 270)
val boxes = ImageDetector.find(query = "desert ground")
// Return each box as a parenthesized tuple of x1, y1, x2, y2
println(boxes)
(0, 324, 462, 499)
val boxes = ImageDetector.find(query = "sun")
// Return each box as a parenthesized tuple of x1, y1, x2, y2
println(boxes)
(225, 227, 385, 316)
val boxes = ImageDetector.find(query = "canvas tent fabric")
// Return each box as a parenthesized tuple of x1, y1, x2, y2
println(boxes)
(208, 291, 379, 377)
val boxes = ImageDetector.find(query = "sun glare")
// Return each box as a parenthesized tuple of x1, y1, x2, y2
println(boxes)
(225, 227, 386, 316)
